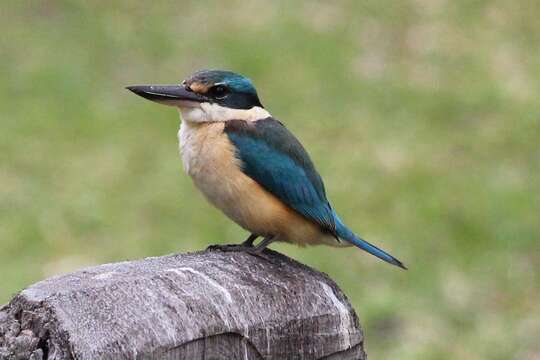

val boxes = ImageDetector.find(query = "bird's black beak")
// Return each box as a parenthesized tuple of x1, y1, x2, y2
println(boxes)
(125, 85, 205, 106)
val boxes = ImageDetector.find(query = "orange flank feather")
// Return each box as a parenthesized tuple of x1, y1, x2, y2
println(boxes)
(178, 121, 347, 247)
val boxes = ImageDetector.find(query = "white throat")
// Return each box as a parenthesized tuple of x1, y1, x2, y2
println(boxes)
(178, 102, 270, 123)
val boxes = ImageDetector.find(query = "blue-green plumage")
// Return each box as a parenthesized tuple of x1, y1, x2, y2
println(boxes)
(333, 213, 406, 269)
(225, 118, 337, 236)
(224, 117, 406, 269)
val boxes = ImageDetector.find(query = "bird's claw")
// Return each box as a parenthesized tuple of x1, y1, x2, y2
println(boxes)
(206, 244, 253, 252)
(206, 244, 276, 263)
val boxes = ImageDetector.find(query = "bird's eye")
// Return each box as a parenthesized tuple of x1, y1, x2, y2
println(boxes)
(210, 85, 228, 99)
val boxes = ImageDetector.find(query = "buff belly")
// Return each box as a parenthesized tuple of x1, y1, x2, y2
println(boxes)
(178, 120, 340, 247)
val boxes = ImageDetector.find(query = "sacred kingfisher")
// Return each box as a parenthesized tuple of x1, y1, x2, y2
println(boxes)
(127, 70, 406, 269)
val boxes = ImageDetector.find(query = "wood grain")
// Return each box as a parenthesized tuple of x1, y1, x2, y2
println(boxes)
(0, 248, 365, 359)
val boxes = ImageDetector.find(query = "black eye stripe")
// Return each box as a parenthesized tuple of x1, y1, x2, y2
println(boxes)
(210, 85, 228, 98)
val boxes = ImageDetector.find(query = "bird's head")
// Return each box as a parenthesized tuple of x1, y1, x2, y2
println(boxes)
(127, 70, 268, 123)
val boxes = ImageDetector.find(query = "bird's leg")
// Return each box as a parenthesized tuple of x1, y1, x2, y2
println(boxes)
(242, 236, 278, 263)
(208, 235, 275, 257)
(207, 233, 259, 252)
(250, 236, 275, 254)
(241, 234, 259, 247)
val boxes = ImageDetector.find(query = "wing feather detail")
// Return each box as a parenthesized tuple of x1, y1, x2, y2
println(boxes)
(224, 118, 337, 236)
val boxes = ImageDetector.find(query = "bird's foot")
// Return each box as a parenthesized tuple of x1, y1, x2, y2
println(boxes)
(207, 234, 260, 252)
(206, 242, 276, 263)
(246, 249, 274, 262)
(243, 236, 277, 262)
(207, 236, 276, 262)
(206, 244, 253, 252)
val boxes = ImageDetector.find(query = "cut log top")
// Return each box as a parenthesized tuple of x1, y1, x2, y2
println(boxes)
(0, 248, 365, 360)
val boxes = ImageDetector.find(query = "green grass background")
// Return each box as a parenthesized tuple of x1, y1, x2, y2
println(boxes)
(1, 1, 539, 358)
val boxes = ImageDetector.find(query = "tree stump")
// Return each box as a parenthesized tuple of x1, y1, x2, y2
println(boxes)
(0, 248, 365, 359)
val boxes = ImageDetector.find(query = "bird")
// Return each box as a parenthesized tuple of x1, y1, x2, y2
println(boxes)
(126, 69, 406, 269)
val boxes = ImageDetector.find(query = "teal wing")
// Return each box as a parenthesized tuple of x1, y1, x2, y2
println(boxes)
(224, 118, 337, 237)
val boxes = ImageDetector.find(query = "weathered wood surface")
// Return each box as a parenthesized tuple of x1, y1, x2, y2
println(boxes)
(0, 248, 365, 360)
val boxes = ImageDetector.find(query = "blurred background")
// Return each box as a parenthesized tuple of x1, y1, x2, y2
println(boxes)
(1, 1, 539, 359)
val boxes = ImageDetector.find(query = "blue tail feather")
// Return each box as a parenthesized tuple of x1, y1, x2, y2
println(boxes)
(333, 213, 406, 270)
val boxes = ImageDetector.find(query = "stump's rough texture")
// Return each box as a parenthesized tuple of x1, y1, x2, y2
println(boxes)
(0, 248, 365, 359)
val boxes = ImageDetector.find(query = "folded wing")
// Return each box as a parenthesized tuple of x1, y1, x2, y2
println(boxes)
(224, 118, 337, 238)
